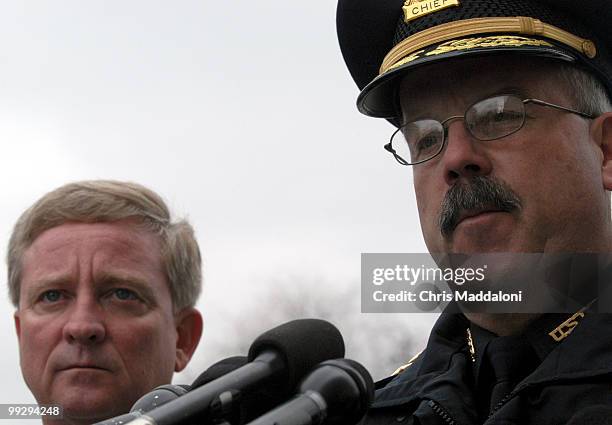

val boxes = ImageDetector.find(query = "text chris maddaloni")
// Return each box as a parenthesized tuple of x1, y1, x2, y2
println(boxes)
(372, 289, 523, 303)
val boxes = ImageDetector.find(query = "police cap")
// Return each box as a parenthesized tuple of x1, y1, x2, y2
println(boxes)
(337, 0, 612, 121)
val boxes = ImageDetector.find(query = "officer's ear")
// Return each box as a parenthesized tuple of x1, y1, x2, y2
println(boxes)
(593, 112, 612, 190)
(173, 307, 203, 372)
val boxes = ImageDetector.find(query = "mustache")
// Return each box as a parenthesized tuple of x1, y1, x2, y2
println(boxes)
(439, 176, 522, 238)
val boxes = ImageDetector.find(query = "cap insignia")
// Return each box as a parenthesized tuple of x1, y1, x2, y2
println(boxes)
(426, 35, 553, 56)
(381, 17, 596, 75)
(403, 0, 460, 23)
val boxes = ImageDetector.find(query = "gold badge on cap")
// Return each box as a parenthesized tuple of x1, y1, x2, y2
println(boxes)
(403, 0, 460, 23)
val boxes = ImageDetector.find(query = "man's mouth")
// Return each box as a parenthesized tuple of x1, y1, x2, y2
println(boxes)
(455, 208, 505, 226)
(56, 361, 111, 372)
(61, 365, 108, 371)
(438, 176, 523, 239)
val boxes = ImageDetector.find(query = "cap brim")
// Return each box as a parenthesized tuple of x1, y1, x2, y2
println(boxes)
(357, 39, 579, 121)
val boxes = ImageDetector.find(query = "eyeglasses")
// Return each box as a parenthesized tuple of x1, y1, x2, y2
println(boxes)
(385, 94, 594, 166)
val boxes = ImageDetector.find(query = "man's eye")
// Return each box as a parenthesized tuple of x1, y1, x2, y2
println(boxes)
(416, 134, 439, 150)
(112, 288, 139, 301)
(492, 111, 522, 122)
(40, 290, 63, 303)
(475, 109, 522, 124)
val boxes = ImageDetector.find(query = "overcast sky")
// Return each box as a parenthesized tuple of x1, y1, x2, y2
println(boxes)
(0, 2, 436, 421)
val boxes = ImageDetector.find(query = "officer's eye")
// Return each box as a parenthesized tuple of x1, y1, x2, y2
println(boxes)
(416, 133, 439, 151)
(491, 110, 522, 122)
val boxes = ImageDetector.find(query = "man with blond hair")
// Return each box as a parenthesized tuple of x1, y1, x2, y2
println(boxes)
(8, 180, 203, 425)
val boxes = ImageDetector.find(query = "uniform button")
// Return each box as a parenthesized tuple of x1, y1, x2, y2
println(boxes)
(396, 416, 406, 422)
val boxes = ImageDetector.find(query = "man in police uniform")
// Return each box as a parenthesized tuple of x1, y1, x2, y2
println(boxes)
(337, 0, 612, 423)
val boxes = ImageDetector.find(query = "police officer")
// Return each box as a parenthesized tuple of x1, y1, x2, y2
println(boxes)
(337, 0, 612, 423)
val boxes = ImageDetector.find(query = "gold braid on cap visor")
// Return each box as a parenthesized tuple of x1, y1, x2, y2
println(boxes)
(379, 16, 597, 75)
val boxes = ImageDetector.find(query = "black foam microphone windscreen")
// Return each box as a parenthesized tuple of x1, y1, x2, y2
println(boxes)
(119, 319, 345, 425)
(191, 356, 269, 424)
(245, 358, 374, 425)
(192, 356, 249, 388)
(248, 318, 346, 393)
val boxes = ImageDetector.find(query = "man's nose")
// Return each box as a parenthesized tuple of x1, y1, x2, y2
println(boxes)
(441, 120, 493, 185)
(62, 298, 106, 345)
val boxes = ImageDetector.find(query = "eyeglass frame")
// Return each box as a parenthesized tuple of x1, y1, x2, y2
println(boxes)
(384, 94, 595, 166)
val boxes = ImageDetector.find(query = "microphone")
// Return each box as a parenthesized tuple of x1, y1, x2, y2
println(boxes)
(131, 385, 191, 413)
(191, 356, 288, 424)
(245, 358, 374, 425)
(124, 319, 345, 425)
(93, 385, 191, 425)
(192, 356, 248, 387)
(94, 356, 248, 425)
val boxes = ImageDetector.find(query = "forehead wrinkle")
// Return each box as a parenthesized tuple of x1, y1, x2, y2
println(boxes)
(88, 230, 164, 273)
(23, 274, 73, 294)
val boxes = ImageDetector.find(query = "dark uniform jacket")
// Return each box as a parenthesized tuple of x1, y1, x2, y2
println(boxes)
(361, 310, 612, 425)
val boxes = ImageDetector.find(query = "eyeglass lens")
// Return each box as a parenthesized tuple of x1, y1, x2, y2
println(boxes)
(391, 95, 526, 164)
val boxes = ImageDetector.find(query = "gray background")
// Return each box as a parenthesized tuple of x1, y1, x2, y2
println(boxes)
(0, 2, 437, 422)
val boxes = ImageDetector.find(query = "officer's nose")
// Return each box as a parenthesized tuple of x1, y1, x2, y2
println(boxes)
(62, 297, 106, 345)
(441, 120, 493, 186)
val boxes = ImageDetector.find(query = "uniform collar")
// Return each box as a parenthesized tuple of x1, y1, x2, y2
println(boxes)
(372, 307, 612, 412)
(469, 312, 570, 382)
(372, 310, 478, 424)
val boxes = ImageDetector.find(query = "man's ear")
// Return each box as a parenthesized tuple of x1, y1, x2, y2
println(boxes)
(593, 113, 612, 190)
(173, 308, 203, 372)
(14, 311, 20, 342)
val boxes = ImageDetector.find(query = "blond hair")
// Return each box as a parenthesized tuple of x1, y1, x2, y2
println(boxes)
(7, 180, 202, 311)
